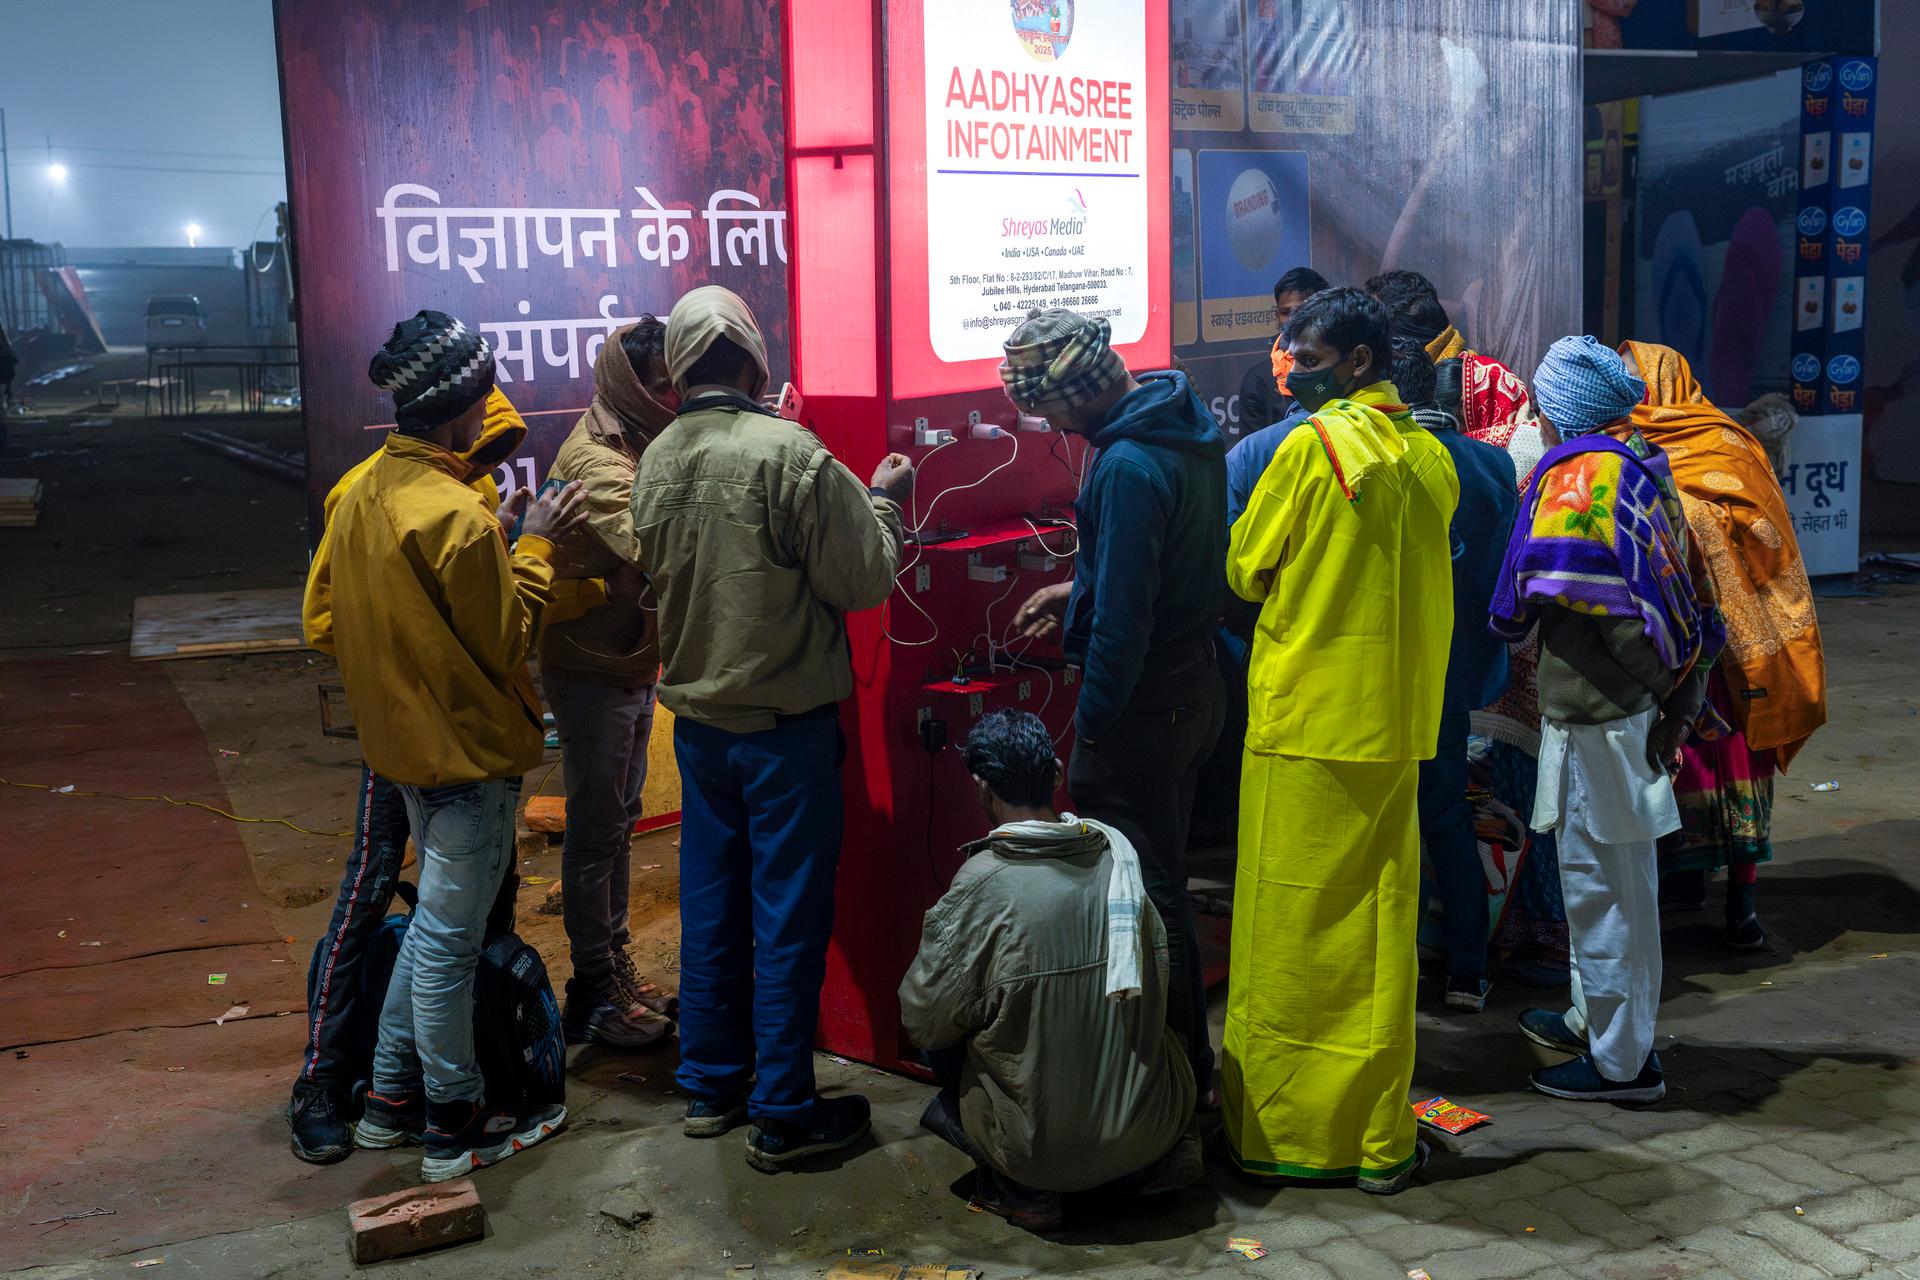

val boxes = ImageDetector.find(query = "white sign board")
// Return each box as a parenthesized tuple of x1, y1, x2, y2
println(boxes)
(1780, 413, 1862, 577)
(922, 0, 1149, 362)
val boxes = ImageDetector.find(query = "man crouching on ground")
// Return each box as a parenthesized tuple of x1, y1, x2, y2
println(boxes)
(322, 310, 589, 1181)
(900, 709, 1202, 1233)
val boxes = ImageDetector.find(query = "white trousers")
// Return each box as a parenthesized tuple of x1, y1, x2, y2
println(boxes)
(1559, 826, 1662, 1081)
(1534, 709, 1679, 1083)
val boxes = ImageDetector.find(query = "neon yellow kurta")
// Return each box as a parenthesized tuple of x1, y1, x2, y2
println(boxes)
(1222, 382, 1458, 1182)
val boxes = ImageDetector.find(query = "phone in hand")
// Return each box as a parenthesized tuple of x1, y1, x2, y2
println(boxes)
(774, 381, 803, 420)
(511, 477, 568, 541)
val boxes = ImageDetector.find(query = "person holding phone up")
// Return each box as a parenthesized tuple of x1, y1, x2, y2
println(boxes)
(318, 310, 591, 1181)
(539, 316, 684, 1052)
(631, 286, 913, 1172)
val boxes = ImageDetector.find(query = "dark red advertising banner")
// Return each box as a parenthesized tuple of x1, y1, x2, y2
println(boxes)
(275, 0, 790, 514)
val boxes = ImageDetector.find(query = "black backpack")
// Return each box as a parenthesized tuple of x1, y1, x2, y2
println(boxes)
(471, 931, 567, 1118)
(306, 877, 564, 1117)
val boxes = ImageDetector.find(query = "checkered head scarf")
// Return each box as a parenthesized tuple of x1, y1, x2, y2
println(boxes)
(1000, 309, 1127, 416)
(368, 310, 496, 433)
(1532, 334, 1647, 438)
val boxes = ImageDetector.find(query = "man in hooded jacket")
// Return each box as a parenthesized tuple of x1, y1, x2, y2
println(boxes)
(1004, 308, 1228, 1101)
(631, 286, 914, 1172)
(540, 316, 681, 1051)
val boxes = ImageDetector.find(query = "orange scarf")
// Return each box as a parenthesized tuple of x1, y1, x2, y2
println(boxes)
(1619, 341, 1826, 765)
(1268, 333, 1294, 393)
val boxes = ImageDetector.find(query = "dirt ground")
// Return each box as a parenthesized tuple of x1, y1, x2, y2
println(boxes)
(6, 385, 1920, 1278)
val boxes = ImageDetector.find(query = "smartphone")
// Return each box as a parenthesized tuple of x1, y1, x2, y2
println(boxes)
(511, 477, 568, 540)
(775, 381, 803, 420)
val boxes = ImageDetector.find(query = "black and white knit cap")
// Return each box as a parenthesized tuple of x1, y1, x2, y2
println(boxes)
(368, 310, 496, 431)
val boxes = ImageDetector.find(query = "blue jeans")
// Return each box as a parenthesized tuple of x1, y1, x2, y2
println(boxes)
(1419, 709, 1488, 983)
(673, 712, 843, 1125)
(372, 777, 520, 1104)
(545, 673, 656, 994)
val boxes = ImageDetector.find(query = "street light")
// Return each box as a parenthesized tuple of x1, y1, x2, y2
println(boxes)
(46, 161, 67, 184)
(186, 222, 203, 248)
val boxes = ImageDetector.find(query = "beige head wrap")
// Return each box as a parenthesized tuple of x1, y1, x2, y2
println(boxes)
(665, 286, 772, 393)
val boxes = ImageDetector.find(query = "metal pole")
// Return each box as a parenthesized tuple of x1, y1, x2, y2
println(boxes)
(45, 134, 54, 243)
(1, 107, 13, 239)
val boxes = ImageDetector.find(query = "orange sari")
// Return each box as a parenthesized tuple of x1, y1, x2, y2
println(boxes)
(1618, 341, 1826, 767)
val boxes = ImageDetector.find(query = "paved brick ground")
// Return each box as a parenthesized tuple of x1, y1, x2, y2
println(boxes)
(7, 590, 1917, 1279)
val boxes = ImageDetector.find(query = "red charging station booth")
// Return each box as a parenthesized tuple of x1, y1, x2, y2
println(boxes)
(778, 0, 1171, 1072)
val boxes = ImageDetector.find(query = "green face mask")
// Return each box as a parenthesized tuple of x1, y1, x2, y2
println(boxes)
(1285, 351, 1357, 413)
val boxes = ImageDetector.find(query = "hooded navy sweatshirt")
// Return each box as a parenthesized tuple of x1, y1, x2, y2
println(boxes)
(1062, 370, 1228, 743)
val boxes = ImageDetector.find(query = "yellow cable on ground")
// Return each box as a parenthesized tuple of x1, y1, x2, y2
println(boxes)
(0, 777, 352, 838)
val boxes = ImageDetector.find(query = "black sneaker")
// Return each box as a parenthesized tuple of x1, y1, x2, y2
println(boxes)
(421, 1097, 567, 1183)
(744, 1094, 871, 1172)
(1531, 1052, 1666, 1103)
(288, 1083, 353, 1164)
(562, 982, 674, 1049)
(353, 1087, 426, 1150)
(684, 1097, 749, 1139)
(1518, 1007, 1588, 1055)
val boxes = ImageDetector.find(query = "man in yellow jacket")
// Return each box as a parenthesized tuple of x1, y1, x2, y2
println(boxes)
(315, 310, 588, 1184)
(288, 385, 527, 1165)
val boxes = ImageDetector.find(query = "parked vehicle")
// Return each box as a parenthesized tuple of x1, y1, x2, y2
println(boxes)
(145, 295, 207, 350)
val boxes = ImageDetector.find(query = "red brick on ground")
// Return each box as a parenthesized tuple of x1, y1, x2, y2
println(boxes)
(347, 1178, 486, 1263)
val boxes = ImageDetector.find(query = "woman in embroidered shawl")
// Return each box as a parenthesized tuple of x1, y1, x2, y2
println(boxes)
(1618, 341, 1826, 948)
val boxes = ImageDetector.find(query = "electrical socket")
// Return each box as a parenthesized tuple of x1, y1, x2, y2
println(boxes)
(1018, 681, 1031, 701)
(1063, 667, 1077, 686)
(967, 556, 1013, 587)
(914, 564, 930, 592)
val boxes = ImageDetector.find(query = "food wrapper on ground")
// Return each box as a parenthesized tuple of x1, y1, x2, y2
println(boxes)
(1413, 1096, 1491, 1134)
(1227, 1236, 1268, 1260)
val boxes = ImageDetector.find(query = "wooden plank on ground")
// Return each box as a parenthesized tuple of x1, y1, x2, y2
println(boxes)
(129, 588, 305, 661)
(0, 478, 43, 508)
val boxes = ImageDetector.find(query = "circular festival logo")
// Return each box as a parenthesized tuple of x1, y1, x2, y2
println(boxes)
(1840, 60, 1875, 92)
(1792, 353, 1821, 383)
(1834, 206, 1868, 238)
(1827, 354, 1861, 385)
(1010, 0, 1075, 63)
(1797, 206, 1827, 238)
(1803, 63, 1833, 93)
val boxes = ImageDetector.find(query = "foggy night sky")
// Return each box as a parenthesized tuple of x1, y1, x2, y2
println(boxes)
(1, 0, 287, 249)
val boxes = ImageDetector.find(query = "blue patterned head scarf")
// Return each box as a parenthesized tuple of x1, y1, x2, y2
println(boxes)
(1532, 335, 1647, 437)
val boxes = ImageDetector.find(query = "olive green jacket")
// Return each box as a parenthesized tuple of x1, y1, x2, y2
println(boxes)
(899, 821, 1196, 1193)
(630, 396, 903, 732)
